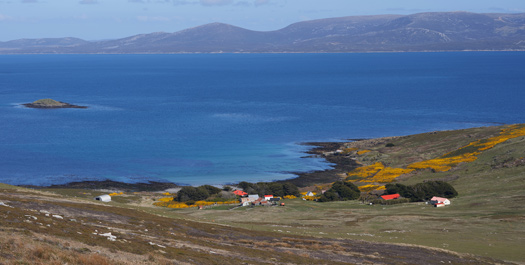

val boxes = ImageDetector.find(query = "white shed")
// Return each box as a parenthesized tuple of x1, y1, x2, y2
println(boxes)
(95, 195, 112, 202)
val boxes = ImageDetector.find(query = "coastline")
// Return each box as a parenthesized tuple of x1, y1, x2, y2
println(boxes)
(278, 142, 360, 187)
(18, 142, 354, 191)
(16, 123, 523, 191)
(20, 180, 180, 192)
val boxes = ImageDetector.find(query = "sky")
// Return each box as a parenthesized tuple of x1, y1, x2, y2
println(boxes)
(1, 0, 524, 41)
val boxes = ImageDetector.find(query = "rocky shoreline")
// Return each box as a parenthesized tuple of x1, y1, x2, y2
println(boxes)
(279, 142, 360, 187)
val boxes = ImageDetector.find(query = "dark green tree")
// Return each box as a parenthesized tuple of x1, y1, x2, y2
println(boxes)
(318, 181, 360, 202)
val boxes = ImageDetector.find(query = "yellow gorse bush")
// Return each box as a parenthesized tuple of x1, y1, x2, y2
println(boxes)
(342, 147, 358, 153)
(158, 197, 174, 202)
(361, 167, 414, 183)
(283, 195, 297, 199)
(347, 162, 413, 184)
(358, 184, 385, 192)
(302, 195, 320, 201)
(407, 153, 479, 172)
(108, 192, 124, 196)
(408, 125, 525, 172)
(347, 162, 384, 179)
(347, 125, 525, 189)
(357, 150, 371, 155)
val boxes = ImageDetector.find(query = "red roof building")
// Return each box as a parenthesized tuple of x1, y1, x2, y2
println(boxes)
(380, 194, 401, 200)
(233, 190, 248, 196)
(264, 195, 274, 201)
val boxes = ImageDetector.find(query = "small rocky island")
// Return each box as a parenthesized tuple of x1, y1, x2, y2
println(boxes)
(22, 98, 87, 109)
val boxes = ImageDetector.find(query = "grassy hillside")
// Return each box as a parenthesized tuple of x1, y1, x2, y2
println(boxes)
(169, 124, 525, 262)
(1, 124, 523, 264)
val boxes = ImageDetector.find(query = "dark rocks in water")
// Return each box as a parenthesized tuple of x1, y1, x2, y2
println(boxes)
(22, 98, 87, 109)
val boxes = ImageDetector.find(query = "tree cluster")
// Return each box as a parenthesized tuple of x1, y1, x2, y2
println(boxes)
(318, 181, 360, 202)
(175, 185, 222, 202)
(237, 181, 300, 197)
(384, 180, 458, 202)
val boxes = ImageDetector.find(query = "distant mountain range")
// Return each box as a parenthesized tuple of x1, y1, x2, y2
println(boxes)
(2, 12, 525, 54)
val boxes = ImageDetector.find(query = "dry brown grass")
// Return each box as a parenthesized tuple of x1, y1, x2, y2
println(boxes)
(0, 231, 176, 265)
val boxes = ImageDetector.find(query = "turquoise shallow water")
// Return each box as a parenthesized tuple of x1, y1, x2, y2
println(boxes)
(0, 52, 524, 186)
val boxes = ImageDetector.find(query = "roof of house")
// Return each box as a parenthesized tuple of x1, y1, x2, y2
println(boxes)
(233, 190, 248, 196)
(380, 194, 400, 200)
(430, 196, 449, 202)
(264, 195, 273, 198)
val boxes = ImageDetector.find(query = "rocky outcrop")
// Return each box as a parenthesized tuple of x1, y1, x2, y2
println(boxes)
(22, 98, 87, 109)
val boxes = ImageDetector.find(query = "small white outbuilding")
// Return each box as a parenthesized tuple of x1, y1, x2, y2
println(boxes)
(95, 195, 112, 202)
(430, 196, 450, 206)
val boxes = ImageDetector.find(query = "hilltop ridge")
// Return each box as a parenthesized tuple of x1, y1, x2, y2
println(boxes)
(1, 11, 525, 53)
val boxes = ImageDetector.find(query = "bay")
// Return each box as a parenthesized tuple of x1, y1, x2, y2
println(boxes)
(0, 52, 523, 186)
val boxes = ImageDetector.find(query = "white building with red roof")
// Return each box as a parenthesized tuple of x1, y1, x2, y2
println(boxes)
(264, 195, 273, 201)
(430, 196, 450, 206)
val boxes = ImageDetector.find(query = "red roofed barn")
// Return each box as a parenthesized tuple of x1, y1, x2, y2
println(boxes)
(233, 190, 248, 196)
(380, 194, 400, 200)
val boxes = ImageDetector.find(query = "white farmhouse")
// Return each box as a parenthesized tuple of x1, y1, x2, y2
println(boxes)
(430, 196, 450, 206)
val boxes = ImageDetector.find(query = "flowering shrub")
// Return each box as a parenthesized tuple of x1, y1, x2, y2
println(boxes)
(108, 192, 124, 196)
(408, 153, 479, 172)
(360, 167, 414, 183)
(408, 125, 525, 172)
(358, 184, 385, 192)
(158, 197, 174, 202)
(346, 162, 412, 183)
(346, 162, 384, 180)
(283, 195, 297, 199)
(357, 150, 371, 155)
(342, 147, 358, 154)
(302, 195, 320, 201)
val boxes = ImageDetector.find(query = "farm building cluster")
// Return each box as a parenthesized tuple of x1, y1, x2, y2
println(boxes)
(379, 193, 451, 207)
(237, 192, 284, 206)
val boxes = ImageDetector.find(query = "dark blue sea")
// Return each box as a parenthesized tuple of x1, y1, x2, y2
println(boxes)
(1, 52, 524, 186)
